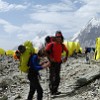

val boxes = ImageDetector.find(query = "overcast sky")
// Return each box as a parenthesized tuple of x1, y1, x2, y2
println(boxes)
(0, 0, 100, 50)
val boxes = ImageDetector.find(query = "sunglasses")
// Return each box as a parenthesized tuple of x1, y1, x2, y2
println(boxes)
(56, 36, 61, 38)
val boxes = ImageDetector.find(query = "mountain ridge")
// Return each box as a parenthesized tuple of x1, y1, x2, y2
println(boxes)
(71, 17, 100, 48)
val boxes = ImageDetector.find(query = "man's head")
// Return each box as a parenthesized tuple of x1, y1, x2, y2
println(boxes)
(55, 31, 63, 37)
(55, 31, 64, 43)
(38, 48, 46, 57)
(18, 45, 26, 54)
(45, 36, 51, 44)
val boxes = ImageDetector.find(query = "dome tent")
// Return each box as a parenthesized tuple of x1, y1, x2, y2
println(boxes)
(63, 41, 81, 57)
(0, 48, 5, 55)
(74, 42, 81, 53)
(95, 37, 100, 60)
(6, 50, 14, 56)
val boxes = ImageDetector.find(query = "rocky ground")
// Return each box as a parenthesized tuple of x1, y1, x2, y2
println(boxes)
(0, 53, 100, 100)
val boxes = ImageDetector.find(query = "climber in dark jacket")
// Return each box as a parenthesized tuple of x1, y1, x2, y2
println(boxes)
(27, 50, 50, 100)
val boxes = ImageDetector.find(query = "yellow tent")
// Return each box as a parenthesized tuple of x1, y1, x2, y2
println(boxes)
(95, 37, 100, 60)
(34, 47, 38, 53)
(63, 41, 81, 57)
(0, 48, 5, 55)
(67, 42, 76, 56)
(96, 38, 100, 50)
(62, 41, 68, 57)
(63, 41, 75, 56)
(79, 47, 82, 53)
(6, 50, 14, 56)
(74, 42, 80, 53)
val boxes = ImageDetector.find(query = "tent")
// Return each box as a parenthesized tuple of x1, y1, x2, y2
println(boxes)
(63, 41, 81, 56)
(34, 47, 38, 53)
(6, 50, 14, 56)
(94, 37, 100, 60)
(0, 48, 5, 55)
(74, 42, 80, 53)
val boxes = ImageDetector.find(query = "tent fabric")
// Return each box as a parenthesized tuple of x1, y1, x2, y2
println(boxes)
(0, 48, 5, 55)
(74, 42, 80, 53)
(34, 47, 38, 53)
(63, 41, 81, 57)
(95, 37, 100, 60)
(6, 50, 14, 55)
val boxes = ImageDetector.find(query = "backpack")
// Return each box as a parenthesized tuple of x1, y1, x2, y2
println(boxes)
(18, 41, 35, 73)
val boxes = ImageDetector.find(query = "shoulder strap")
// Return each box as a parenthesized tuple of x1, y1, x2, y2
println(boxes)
(51, 43, 54, 52)
(47, 43, 54, 54)
(27, 55, 32, 67)
(27, 54, 36, 67)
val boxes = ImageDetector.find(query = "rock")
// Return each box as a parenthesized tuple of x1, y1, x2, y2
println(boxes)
(0, 95, 8, 100)
(75, 78, 87, 86)
(1, 55, 100, 100)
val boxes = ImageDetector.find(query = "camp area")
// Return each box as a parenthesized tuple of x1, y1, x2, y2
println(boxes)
(1, 37, 100, 100)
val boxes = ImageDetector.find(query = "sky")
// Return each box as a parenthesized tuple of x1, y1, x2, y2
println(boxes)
(0, 0, 100, 50)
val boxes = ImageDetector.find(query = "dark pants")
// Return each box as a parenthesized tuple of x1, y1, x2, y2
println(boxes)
(27, 70, 43, 100)
(49, 62, 61, 94)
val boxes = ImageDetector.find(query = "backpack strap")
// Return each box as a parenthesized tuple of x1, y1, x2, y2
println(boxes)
(27, 53, 36, 67)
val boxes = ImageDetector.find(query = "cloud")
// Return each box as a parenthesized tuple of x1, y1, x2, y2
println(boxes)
(28, 1, 83, 39)
(0, 0, 100, 50)
(0, 19, 20, 33)
(29, 0, 100, 34)
(33, 2, 75, 12)
(16, 23, 56, 42)
(0, 0, 28, 12)
(1, 0, 100, 37)
(0, 35, 20, 50)
(76, 0, 100, 16)
(30, 0, 79, 21)
(0, 18, 9, 25)
(30, 1, 77, 33)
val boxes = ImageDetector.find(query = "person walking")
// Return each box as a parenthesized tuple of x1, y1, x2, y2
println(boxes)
(45, 31, 68, 95)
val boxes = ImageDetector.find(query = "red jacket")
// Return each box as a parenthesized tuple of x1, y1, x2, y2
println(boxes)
(45, 42, 68, 62)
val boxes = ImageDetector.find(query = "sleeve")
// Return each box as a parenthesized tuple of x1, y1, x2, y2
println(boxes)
(63, 44, 68, 53)
(31, 55, 43, 71)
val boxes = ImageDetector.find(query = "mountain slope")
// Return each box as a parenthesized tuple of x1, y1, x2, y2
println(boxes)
(71, 18, 100, 48)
